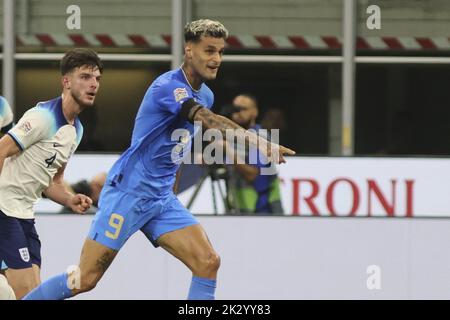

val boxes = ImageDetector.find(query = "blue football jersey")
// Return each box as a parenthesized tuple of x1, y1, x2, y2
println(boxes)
(108, 68, 214, 198)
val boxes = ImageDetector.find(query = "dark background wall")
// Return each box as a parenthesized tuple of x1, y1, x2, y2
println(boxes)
(7, 62, 450, 156)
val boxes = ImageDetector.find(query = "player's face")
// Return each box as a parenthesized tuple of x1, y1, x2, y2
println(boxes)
(232, 95, 258, 128)
(188, 36, 225, 81)
(65, 65, 102, 108)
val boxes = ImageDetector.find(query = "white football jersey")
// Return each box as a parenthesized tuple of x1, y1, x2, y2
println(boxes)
(0, 96, 14, 134)
(0, 96, 83, 219)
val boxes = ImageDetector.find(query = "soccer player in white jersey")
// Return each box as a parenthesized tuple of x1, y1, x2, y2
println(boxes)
(0, 48, 102, 299)
(0, 96, 15, 299)
(0, 95, 14, 137)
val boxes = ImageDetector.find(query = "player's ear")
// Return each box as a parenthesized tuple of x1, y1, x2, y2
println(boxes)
(185, 43, 193, 59)
(62, 75, 70, 89)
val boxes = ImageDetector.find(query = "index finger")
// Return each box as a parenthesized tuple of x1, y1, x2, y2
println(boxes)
(282, 147, 296, 155)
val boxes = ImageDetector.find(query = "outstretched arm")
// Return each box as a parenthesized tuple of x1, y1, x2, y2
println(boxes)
(43, 164, 93, 214)
(181, 100, 295, 163)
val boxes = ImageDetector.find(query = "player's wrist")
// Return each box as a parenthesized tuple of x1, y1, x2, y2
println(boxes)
(65, 193, 76, 208)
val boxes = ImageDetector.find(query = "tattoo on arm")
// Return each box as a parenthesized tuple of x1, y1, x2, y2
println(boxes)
(194, 108, 242, 133)
(95, 251, 115, 273)
(194, 108, 270, 150)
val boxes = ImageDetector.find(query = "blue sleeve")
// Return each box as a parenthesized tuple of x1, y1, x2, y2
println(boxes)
(153, 80, 194, 115)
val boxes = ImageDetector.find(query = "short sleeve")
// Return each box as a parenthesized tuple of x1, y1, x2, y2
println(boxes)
(8, 109, 53, 150)
(154, 80, 194, 115)
(0, 96, 14, 133)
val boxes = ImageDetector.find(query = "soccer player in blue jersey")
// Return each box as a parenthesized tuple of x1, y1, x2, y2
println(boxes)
(0, 49, 101, 299)
(23, 19, 295, 300)
(229, 94, 285, 214)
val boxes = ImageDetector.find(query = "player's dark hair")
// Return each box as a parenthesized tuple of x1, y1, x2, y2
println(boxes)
(71, 180, 92, 197)
(184, 19, 229, 43)
(235, 93, 258, 107)
(60, 48, 103, 75)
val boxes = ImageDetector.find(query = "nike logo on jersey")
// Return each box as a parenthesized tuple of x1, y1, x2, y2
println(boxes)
(53, 142, 63, 147)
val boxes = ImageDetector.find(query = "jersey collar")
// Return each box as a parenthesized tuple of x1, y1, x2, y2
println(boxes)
(180, 66, 201, 93)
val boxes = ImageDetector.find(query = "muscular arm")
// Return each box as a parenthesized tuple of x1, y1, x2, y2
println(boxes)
(0, 134, 21, 175)
(190, 106, 295, 163)
(44, 165, 92, 214)
(43, 164, 74, 206)
(194, 107, 244, 133)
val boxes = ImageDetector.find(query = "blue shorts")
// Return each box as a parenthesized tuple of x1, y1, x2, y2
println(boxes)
(0, 210, 41, 270)
(87, 185, 199, 250)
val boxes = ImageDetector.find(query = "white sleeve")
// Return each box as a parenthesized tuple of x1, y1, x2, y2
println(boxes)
(8, 109, 52, 150)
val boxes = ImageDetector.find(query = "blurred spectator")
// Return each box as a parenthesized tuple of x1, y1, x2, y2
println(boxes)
(225, 93, 284, 215)
(60, 172, 107, 213)
(261, 107, 287, 132)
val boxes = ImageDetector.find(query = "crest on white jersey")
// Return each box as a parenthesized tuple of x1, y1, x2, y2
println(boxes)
(173, 87, 188, 102)
(18, 247, 30, 262)
(18, 121, 32, 134)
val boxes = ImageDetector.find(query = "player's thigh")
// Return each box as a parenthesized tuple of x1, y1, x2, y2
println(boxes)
(141, 194, 200, 249)
(87, 187, 145, 251)
(73, 238, 118, 292)
(157, 224, 217, 270)
(0, 273, 16, 300)
(5, 267, 38, 299)
(79, 238, 118, 274)
(0, 211, 40, 290)
(32, 264, 41, 286)
(140, 195, 216, 266)
(5, 263, 40, 289)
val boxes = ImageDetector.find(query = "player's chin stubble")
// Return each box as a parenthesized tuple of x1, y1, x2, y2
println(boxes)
(71, 90, 94, 109)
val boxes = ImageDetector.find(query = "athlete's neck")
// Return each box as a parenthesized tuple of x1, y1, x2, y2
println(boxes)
(61, 93, 81, 125)
(181, 63, 202, 91)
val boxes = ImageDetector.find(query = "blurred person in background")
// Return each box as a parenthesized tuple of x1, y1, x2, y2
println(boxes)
(225, 93, 285, 215)
(261, 107, 288, 137)
(59, 172, 107, 214)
